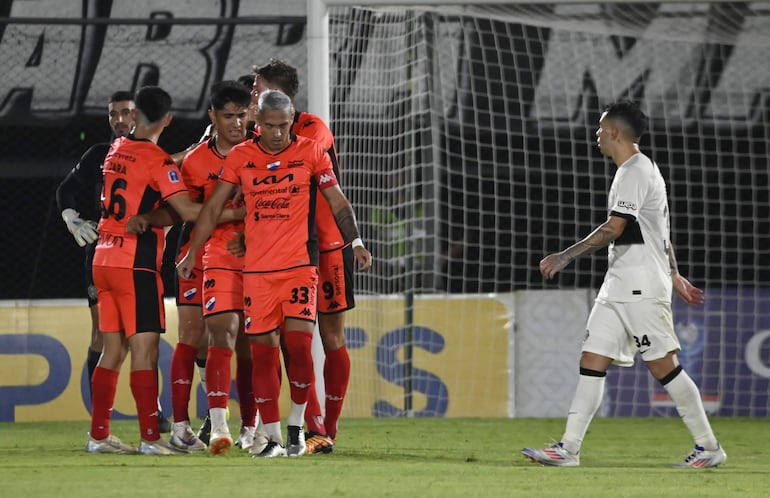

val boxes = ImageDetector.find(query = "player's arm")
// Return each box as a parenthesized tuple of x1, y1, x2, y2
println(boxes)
(176, 180, 232, 278)
(669, 241, 705, 306)
(322, 184, 372, 271)
(539, 215, 627, 280)
(169, 124, 215, 165)
(126, 202, 244, 234)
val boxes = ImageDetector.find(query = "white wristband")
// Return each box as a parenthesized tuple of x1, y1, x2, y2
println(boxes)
(351, 237, 364, 249)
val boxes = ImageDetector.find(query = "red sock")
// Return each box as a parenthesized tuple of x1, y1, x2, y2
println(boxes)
(90, 366, 119, 440)
(206, 346, 233, 410)
(250, 343, 281, 424)
(236, 355, 256, 427)
(324, 345, 350, 439)
(283, 331, 314, 405)
(170, 342, 197, 423)
(304, 381, 326, 435)
(130, 369, 160, 441)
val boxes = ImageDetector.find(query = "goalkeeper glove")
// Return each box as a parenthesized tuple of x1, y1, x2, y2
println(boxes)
(61, 208, 99, 247)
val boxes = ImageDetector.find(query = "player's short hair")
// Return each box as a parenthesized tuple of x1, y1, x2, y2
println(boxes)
(603, 100, 648, 141)
(109, 91, 134, 103)
(210, 80, 251, 111)
(237, 74, 255, 90)
(134, 86, 172, 124)
(258, 89, 294, 115)
(253, 58, 299, 99)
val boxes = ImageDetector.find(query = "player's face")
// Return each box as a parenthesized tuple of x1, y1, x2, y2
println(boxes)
(257, 109, 293, 153)
(596, 112, 611, 156)
(108, 100, 135, 137)
(210, 102, 248, 147)
(252, 75, 273, 102)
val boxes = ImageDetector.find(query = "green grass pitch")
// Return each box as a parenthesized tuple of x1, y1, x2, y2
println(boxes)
(0, 417, 766, 497)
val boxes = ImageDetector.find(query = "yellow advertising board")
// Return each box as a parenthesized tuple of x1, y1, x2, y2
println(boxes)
(0, 295, 511, 422)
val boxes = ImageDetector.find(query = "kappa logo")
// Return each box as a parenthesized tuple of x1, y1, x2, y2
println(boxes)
(244, 296, 252, 306)
(319, 173, 335, 185)
(207, 172, 219, 180)
(328, 301, 341, 310)
(163, 158, 176, 166)
(299, 308, 312, 317)
(290, 380, 312, 389)
(617, 200, 637, 210)
(245, 162, 256, 169)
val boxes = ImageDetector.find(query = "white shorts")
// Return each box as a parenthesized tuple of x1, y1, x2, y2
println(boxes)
(583, 298, 681, 366)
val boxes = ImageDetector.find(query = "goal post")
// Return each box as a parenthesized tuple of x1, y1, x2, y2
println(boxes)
(308, 0, 770, 418)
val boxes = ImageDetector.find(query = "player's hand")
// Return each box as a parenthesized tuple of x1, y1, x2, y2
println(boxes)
(226, 231, 246, 257)
(176, 250, 196, 279)
(61, 208, 98, 247)
(353, 246, 373, 272)
(539, 252, 570, 280)
(125, 214, 150, 234)
(673, 273, 705, 307)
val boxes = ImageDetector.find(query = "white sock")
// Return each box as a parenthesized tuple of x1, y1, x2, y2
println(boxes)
(288, 401, 307, 428)
(210, 407, 228, 431)
(263, 421, 283, 445)
(663, 369, 719, 451)
(562, 373, 605, 455)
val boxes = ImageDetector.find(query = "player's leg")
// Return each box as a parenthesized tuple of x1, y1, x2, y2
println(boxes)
(234, 321, 257, 450)
(246, 272, 287, 458)
(125, 269, 186, 455)
(204, 310, 239, 455)
(305, 247, 355, 454)
(281, 267, 320, 457)
(248, 329, 285, 458)
(522, 300, 626, 466)
(169, 301, 207, 451)
(638, 300, 725, 468)
(86, 265, 134, 453)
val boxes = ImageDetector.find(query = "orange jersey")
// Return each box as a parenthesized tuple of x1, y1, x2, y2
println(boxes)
(181, 137, 246, 253)
(94, 136, 187, 270)
(220, 134, 339, 273)
(292, 111, 345, 251)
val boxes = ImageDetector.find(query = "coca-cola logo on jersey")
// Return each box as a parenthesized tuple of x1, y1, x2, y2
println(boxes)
(254, 197, 290, 209)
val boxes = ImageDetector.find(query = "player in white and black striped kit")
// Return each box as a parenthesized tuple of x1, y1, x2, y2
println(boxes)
(522, 100, 726, 468)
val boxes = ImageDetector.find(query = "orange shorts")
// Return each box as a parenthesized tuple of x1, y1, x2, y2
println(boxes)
(202, 267, 244, 316)
(318, 245, 356, 314)
(243, 266, 318, 335)
(93, 266, 165, 336)
(175, 238, 204, 306)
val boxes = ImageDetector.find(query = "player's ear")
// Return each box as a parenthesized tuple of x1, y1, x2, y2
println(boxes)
(164, 113, 173, 128)
(207, 108, 215, 123)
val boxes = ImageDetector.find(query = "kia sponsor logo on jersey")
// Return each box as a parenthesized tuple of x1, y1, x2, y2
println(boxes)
(617, 200, 637, 210)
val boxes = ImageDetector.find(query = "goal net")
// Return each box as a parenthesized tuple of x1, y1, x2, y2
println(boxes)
(324, 2, 770, 417)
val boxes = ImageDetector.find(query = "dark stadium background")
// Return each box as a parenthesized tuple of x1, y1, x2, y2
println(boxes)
(2, 6, 769, 300)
